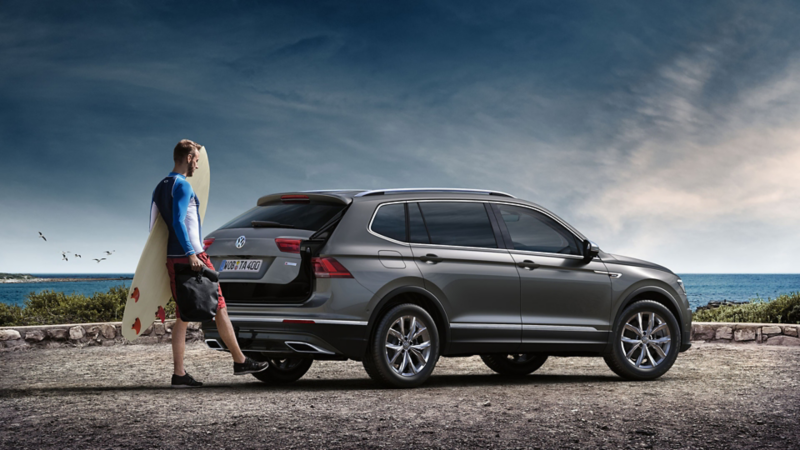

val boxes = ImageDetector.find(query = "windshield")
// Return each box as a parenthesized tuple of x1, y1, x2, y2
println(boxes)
(219, 203, 345, 231)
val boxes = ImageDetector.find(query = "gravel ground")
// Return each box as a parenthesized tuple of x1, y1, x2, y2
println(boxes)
(1, 342, 799, 449)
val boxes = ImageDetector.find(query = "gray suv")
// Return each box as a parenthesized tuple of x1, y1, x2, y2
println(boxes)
(202, 189, 691, 388)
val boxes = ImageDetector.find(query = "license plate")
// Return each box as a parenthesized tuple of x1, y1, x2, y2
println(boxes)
(220, 259, 263, 272)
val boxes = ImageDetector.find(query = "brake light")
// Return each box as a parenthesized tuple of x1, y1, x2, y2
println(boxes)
(283, 319, 315, 324)
(275, 238, 302, 253)
(203, 238, 215, 251)
(312, 257, 353, 278)
(281, 195, 310, 204)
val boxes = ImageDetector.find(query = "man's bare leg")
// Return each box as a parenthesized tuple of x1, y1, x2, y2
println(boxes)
(215, 307, 246, 364)
(172, 318, 188, 376)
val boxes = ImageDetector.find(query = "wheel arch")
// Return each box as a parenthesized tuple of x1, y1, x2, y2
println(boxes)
(365, 286, 451, 355)
(605, 285, 685, 354)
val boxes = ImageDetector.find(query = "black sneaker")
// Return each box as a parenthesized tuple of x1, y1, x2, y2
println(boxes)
(233, 357, 269, 375)
(171, 372, 203, 388)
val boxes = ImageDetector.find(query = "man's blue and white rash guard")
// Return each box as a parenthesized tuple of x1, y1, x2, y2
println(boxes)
(151, 172, 204, 257)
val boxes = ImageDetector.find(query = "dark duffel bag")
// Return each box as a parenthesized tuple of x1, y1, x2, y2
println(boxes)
(173, 264, 220, 322)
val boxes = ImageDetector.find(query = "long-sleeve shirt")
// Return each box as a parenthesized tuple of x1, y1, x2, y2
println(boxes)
(150, 172, 203, 257)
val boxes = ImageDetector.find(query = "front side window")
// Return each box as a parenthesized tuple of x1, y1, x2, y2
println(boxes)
(496, 204, 581, 255)
(371, 203, 406, 242)
(418, 202, 497, 248)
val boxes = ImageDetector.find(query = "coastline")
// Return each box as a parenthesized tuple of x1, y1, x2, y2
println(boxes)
(0, 277, 132, 284)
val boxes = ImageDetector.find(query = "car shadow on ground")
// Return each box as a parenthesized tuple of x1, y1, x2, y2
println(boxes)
(0, 373, 630, 397)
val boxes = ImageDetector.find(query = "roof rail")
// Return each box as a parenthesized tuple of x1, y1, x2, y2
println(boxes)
(354, 188, 515, 198)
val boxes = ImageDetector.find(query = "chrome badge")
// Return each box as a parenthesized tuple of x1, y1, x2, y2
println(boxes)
(235, 236, 246, 249)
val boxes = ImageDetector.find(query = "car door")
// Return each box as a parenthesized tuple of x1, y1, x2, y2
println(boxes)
(409, 201, 521, 354)
(490, 203, 612, 352)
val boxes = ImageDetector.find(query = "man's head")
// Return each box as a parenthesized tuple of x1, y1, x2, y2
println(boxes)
(173, 139, 201, 177)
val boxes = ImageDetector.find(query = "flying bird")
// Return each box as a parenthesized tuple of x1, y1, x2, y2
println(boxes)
(38, 232, 47, 241)
(74, 254, 81, 258)
(61, 251, 70, 258)
(93, 258, 106, 263)
(104, 250, 115, 256)
(62, 255, 68, 262)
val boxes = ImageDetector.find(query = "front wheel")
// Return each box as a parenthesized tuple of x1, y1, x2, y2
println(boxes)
(603, 300, 681, 380)
(362, 303, 440, 388)
(251, 356, 313, 384)
(480, 353, 548, 376)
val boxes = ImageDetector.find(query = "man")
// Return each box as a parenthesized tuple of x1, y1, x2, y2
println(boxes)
(151, 139, 268, 387)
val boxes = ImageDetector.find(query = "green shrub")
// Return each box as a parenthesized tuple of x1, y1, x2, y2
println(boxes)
(0, 285, 176, 327)
(692, 292, 800, 324)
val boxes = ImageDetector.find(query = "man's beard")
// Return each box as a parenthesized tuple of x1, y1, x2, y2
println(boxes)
(187, 166, 195, 177)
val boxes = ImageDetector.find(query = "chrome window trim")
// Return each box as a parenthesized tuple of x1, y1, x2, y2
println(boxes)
(227, 316, 368, 326)
(366, 199, 589, 259)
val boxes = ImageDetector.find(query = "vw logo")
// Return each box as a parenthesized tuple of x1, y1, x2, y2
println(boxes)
(235, 236, 246, 249)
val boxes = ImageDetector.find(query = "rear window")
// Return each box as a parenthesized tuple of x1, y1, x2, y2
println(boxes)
(219, 203, 345, 231)
(418, 202, 497, 248)
(371, 203, 406, 241)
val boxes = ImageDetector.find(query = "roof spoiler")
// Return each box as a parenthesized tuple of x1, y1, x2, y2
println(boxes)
(256, 192, 353, 206)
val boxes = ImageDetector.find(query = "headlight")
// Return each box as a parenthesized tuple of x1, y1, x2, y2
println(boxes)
(676, 278, 686, 295)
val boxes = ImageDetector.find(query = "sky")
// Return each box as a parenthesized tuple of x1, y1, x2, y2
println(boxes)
(1, 1, 799, 274)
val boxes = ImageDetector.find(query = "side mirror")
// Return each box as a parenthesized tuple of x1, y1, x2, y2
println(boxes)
(582, 239, 600, 263)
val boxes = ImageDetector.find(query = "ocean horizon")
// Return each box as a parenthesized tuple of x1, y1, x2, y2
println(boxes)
(1, 273, 799, 311)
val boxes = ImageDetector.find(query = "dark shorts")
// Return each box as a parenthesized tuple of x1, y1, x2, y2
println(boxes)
(166, 252, 226, 321)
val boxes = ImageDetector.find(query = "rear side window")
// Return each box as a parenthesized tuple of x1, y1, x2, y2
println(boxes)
(371, 203, 406, 242)
(418, 202, 497, 248)
(220, 203, 345, 231)
(496, 204, 581, 255)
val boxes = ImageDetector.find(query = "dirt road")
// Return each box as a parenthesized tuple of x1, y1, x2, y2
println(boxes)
(1, 342, 799, 449)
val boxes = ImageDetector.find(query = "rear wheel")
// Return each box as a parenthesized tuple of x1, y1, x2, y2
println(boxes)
(480, 353, 548, 376)
(603, 300, 681, 380)
(250, 356, 313, 384)
(363, 303, 440, 388)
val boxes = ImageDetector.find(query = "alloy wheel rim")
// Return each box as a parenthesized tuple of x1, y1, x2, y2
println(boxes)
(505, 354, 536, 365)
(385, 315, 432, 377)
(620, 312, 672, 369)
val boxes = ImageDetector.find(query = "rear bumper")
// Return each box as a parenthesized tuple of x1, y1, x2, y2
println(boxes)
(202, 316, 368, 360)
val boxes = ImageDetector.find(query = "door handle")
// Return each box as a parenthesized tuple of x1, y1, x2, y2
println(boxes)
(420, 253, 443, 264)
(518, 259, 539, 270)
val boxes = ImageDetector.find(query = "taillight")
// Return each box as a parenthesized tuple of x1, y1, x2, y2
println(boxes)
(275, 238, 302, 253)
(312, 257, 353, 278)
(281, 195, 310, 204)
(203, 238, 215, 251)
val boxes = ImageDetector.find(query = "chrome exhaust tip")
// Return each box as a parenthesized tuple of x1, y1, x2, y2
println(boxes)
(285, 341, 334, 355)
(205, 339, 224, 350)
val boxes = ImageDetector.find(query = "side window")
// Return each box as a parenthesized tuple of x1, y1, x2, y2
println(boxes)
(496, 204, 581, 255)
(371, 203, 406, 242)
(418, 202, 497, 248)
(408, 202, 430, 244)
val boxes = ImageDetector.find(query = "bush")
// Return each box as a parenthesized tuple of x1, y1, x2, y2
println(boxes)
(0, 285, 176, 327)
(692, 292, 800, 324)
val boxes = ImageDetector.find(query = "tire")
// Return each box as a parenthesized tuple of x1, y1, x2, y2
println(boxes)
(362, 303, 440, 388)
(480, 353, 548, 376)
(250, 356, 313, 384)
(603, 300, 681, 381)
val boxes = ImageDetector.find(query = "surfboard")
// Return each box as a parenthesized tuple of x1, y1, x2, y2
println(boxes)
(122, 146, 211, 341)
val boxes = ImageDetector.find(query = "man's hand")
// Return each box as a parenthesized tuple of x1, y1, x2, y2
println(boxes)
(189, 254, 203, 272)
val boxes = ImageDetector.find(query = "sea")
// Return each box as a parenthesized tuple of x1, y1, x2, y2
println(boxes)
(0, 273, 798, 311)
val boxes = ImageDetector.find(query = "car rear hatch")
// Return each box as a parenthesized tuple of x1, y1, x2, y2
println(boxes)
(204, 193, 351, 304)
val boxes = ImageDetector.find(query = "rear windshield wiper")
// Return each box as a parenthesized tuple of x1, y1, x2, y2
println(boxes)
(251, 221, 296, 228)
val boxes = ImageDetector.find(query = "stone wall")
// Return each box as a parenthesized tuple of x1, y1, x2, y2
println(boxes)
(2, 321, 799, 352)
(0, 320, 204, 352)
(691, 322, 800, 346)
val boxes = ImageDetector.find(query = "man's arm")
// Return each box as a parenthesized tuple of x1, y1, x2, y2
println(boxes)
(172, 180, 203, 271)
